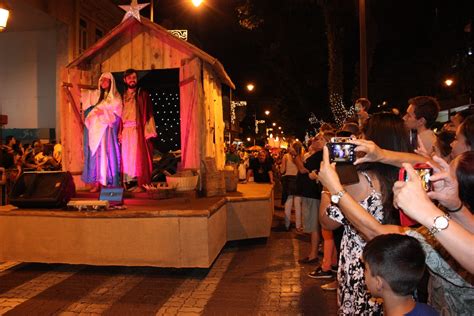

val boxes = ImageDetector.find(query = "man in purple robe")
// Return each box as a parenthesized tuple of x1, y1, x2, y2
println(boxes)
(120, 69, 157, 192)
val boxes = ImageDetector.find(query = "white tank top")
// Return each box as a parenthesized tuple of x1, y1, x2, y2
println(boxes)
(284, 153, 298, 176)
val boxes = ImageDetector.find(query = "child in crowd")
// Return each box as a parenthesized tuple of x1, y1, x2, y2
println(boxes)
(362, 234, 439, 316)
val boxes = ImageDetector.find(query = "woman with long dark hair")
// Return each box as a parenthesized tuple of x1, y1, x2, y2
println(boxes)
(319, 112, 413, 315)
(318, 147, 474, 315)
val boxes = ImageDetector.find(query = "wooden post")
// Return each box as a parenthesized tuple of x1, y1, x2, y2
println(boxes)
(359, 0, 368, 98)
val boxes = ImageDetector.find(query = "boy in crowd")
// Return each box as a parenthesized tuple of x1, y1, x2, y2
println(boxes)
(403, 96, 440, 156)
(362, 234, 439, 316)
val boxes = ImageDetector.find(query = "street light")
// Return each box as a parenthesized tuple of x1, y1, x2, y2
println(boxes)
(444, 78, 454, 87)
(272, 122, 276, 126)
(246, 83, 255, 92)
(191, 0, 203, 7)
(264, 110, 270, 116)
(0, 1, 10, 31)
(150, 0, 202, 23)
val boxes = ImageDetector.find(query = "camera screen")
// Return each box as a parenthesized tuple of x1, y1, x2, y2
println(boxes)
(404, 168, 432, 192)
(329, 143, 356, 163)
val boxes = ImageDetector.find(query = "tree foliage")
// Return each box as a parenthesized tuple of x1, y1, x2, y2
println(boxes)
(235, 0, 359, 133)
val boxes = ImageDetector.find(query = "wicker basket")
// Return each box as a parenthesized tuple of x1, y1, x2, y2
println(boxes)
(202, 171, 226, 197)
(166, 175, 199, 192)
(144, 183, 176, 199)
(224, 166, 239, 192)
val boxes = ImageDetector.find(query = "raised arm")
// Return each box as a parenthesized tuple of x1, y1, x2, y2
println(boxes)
(319, 190, 341, 230)
(427, 156, 474, 233)
(350, 139, 434, 168)
(318, 146, 404, 241)
(393, 163, 474, 273)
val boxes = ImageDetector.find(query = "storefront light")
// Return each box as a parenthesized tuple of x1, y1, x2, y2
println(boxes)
(0, 3, 10, 31)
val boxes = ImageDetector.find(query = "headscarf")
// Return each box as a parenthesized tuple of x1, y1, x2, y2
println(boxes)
(85, 72, 122, 155)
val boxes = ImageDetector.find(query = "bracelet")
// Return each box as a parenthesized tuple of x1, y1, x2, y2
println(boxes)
(447, 203, 464, 213)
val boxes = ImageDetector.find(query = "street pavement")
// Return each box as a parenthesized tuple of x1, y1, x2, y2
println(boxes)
(0, 207, 337, 315)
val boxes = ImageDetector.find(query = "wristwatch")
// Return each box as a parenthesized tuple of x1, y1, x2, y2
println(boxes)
(331, 189, 346, 204)
(428, 214, 450, 236)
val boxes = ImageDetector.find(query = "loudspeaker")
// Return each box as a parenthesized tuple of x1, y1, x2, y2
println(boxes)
(9, 171, 76, 208)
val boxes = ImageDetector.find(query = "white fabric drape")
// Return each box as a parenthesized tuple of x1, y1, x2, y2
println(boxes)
(83, 72, 122, 156)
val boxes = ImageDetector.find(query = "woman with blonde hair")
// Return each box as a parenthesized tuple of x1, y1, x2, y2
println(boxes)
(280, 141, 303, 231)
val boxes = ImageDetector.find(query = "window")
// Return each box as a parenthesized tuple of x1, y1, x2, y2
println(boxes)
(79, 18, 88, 53)
(95, 28, 103, 42)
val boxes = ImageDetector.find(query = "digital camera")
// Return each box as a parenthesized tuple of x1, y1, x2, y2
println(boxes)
(328, 137, 356, 163)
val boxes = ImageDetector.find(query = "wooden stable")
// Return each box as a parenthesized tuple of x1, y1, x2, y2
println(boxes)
(60, 17, 235, 188)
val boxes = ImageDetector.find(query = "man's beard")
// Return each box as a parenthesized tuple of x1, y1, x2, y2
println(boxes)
(126, 82, 137, 89)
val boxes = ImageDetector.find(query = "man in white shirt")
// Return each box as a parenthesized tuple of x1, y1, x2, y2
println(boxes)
(403, 96, 440, 156)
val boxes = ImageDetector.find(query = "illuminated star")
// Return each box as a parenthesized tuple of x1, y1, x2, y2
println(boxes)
(119, 0, 149, 22)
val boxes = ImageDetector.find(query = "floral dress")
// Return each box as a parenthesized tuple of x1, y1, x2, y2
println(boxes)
(327, 172, 384, 315)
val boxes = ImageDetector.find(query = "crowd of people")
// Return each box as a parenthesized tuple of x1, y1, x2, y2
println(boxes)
(2, 83, 473, 314)
(0, 136, 62, 183)
(226, 96, 473, 315)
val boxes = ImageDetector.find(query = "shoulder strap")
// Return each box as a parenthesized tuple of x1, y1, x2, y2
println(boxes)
(361, 171, 375, 189)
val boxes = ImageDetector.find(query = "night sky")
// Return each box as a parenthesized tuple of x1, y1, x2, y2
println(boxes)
(117, 0, 473, 138)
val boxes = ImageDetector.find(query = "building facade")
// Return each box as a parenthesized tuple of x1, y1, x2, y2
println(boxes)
(0, 0, 122, 140)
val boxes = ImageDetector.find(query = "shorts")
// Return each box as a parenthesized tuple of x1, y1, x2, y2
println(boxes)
(302, 197, 320, 233)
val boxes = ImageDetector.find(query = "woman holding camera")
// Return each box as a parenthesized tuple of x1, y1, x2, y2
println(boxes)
(318, 112, 413, 315)
(318, 141, 474, 315)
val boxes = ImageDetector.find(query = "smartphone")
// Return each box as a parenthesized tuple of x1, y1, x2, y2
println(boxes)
(328, 138, 356, 163)
(398, 163, 433, 192)
(330, 137, 354, 143)
(398, 163, 433, 226)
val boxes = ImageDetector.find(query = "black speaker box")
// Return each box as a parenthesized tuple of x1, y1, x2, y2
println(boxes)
(9, 171, 76, 208)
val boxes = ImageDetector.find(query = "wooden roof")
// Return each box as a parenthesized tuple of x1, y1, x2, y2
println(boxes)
(67, 17, 235, 89)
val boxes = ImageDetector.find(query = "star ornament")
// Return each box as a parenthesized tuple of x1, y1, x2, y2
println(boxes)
(119, 0, 150, 22)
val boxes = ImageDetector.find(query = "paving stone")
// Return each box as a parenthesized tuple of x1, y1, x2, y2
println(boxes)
(178, 307, 203, 313)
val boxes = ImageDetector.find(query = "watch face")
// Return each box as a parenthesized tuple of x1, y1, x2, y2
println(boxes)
(435, 216, 449, 229)
(331, 195, 339, 204)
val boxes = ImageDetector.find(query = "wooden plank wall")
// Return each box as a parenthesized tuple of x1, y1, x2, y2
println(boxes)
(203, 64, 225, 170)
(59, 67, 94, 188)
(179, 57, 203, 171)
(90, 26, 191, 74)
(202, 67, 215, 159)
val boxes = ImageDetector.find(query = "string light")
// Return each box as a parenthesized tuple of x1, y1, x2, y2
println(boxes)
(152, 90, 181, 150)
(230, 100, 247, 124)
(329, 93, 352, 127)
(308, 112, 326, 126)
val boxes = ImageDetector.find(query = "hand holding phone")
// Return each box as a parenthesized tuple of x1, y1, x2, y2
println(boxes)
(326, 138, 359, 185)
(397, 163, 433, 226)
(399, 163, 433, 192)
